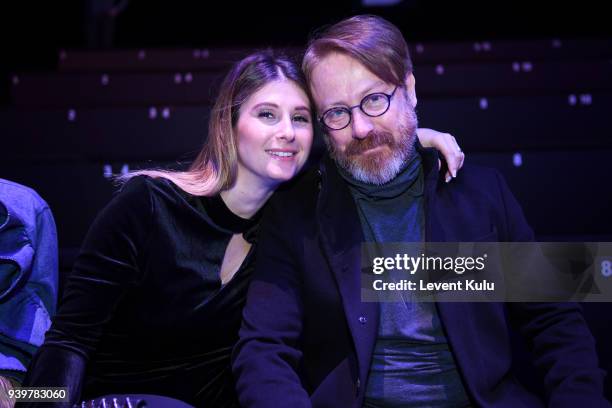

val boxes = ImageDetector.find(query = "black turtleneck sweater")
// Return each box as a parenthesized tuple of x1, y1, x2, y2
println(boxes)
(23, 175, 259, 408)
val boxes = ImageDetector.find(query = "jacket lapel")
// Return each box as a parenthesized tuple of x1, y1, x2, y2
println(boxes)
(316, 155, 379, 383)
(421, 147, 479, 397)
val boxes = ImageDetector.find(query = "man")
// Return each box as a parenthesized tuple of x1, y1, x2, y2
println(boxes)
(0, 179, 58, 408)
(232, 15, 608, 407)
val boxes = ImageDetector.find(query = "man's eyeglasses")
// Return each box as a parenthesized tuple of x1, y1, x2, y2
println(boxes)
(319, 86, 399, 131)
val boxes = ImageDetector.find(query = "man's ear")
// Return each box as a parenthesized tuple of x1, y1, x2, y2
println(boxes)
(405, 73, 417, 108)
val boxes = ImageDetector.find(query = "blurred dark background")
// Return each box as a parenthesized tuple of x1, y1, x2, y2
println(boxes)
(1, 0, 611, 401)
(3, 1, 612, 73)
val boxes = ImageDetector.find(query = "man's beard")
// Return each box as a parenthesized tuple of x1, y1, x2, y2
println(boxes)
(326, 105, 418, 185)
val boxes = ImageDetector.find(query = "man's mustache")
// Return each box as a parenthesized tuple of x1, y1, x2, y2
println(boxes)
(344, 131, 396, 156)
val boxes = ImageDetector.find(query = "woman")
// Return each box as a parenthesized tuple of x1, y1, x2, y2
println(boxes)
(22, 50, 464, 407)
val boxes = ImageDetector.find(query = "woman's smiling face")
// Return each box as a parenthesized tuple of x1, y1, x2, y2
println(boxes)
(235, 79, 314, 188)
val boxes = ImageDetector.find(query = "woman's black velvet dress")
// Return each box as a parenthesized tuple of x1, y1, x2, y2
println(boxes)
(23, 176, 260, 407)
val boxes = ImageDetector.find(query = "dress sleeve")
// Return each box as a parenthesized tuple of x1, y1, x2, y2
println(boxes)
(22, 176, 155, 406)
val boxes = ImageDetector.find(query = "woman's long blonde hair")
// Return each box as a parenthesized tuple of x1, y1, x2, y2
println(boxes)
(119, 49, 310, 196)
